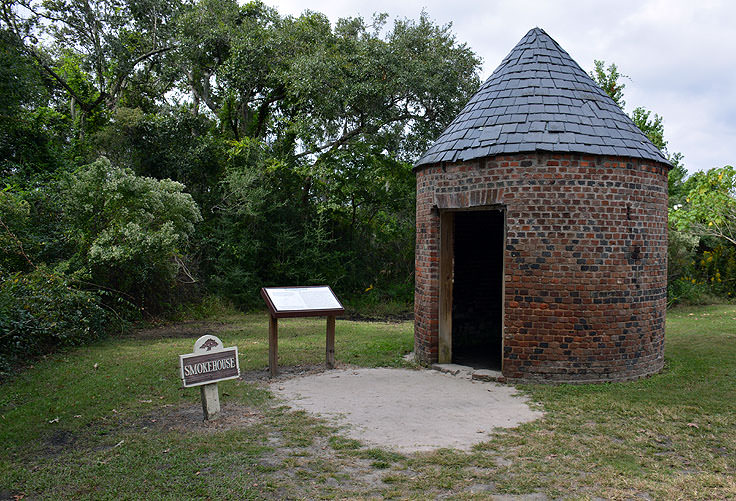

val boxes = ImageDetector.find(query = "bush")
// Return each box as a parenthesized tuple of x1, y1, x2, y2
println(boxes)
(667, 228, 698, 284)
(62, 157, 202, 309)
(667, 241, 736, 307)
(667, 277, 720, 307)
(0, 269, 125, 374)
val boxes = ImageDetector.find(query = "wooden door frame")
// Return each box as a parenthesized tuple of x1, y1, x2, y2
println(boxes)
(438, 211, 454, 363)
(437, 207, 506, 368)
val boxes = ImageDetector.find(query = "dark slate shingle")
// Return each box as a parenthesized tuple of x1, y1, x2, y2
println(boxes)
(415, 28, 670, 168)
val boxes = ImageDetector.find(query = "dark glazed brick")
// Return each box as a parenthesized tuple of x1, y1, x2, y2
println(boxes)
(414, 152, 668, 383)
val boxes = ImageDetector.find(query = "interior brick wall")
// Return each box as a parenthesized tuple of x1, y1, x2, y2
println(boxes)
(414, 152, 669, 383)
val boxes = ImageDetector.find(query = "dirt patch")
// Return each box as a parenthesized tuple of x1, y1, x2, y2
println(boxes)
(39, 429, 79, 457)
(272, 367, 543, 453)
(142, 403, 263, 433)
(130, 320, 240, 340)
(238, 363, 331, 383)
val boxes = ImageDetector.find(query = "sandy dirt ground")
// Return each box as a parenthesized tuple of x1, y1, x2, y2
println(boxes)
(271, 367, 543, 453)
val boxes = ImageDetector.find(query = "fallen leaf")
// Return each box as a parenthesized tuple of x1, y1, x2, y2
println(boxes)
(687, 422, 699, 428)
(162, 448, 170, 454)
(74, 415, 82, 418)
(113, 440, 124, 448)
(93, 363, 99, 370)
(139, 399, 152, 403)
(195, 471, 201, 476)
(48, 417, 59, 424)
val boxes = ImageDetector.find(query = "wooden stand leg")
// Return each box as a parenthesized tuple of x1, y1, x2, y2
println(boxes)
(269, 315, 279, 377)
(200, 383, 220, 421)
(326, 315, 335, 369)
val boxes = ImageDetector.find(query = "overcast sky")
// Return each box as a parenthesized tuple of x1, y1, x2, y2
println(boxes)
(267, 0, 735, 173)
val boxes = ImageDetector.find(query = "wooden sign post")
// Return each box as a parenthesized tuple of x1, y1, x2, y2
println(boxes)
(179, 335, 240, 420)
(260, 286, 345, 377)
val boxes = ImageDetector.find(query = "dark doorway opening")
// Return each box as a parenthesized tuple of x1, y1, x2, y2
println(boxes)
(451, 210, 504, 370)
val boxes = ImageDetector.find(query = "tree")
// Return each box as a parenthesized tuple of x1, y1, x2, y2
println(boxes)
(176, 3, 480, 161)
(0, 0, 181, 131)
(590, 60, 626, 108)
(630, 107, 666, 152)
(2, 1, 482, 310)
(591, 59, 687, 205)
(670, 165, 736, 247)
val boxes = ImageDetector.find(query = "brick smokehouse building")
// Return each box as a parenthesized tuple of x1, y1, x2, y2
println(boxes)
(413, 28, 671, 383)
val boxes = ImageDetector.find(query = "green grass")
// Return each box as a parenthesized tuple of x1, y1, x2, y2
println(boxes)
(1, 306, 735, 499)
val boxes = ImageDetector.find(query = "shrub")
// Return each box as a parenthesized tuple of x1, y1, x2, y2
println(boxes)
(0, 268, 124, 374)
(62, 157, 202, 308)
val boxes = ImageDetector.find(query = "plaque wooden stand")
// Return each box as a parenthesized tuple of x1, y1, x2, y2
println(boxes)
(261, 286, 345, 377)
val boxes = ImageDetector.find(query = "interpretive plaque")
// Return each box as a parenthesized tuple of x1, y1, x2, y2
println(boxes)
(260, 285, 344, 377)
(261, 286, 344, 317)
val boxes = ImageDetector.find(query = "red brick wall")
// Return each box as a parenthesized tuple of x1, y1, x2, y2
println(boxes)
(414, 152, 669, 383)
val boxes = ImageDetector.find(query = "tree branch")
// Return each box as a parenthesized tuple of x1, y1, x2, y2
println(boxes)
(294, 112, 414, 159)
(105, 45, 176, 108)
(0, 215, 35, 269)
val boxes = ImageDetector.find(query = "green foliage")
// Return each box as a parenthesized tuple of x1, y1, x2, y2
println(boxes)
(630, 107, 666, 152)
(667, 237, 736, 306)
(208, 142, 345, 305)
(62, 157, 202, 306)
(0, 268, 120, 371)
(670, 165, 736, 247)
(2, 0, 481, 320)
(590, 60, 626, 108)
(667, 166, 736, 305)
(667, 152, 689, 206)
(667, 227, 698, 283)
(1, 0, 180, 118)
(0, 190, 33, 272)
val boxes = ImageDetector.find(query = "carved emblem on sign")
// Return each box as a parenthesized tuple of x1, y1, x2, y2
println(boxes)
(199, 338, 219, 351)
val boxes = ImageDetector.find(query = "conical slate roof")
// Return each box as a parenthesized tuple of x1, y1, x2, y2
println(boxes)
(416, 28, 669, 167)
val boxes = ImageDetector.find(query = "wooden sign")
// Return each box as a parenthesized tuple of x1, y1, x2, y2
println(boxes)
(180, 335, 240, 388)
(261, 286, 344, 318)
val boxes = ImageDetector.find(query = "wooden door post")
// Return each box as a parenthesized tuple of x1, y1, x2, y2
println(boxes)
(326, 315, 336, 369)
(269, 315, 278, 377)
(439, 211, 454, 363)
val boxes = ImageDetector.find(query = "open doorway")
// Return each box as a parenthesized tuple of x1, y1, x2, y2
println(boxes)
(439, 209, 504, 370)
